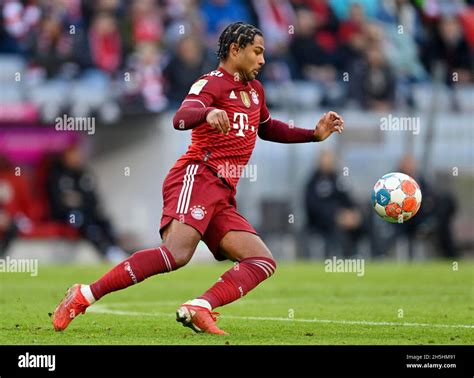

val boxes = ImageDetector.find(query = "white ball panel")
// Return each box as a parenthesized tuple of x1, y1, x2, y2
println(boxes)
(390, 188, 406, 206)
(394, 172, 411, 181)
(374, 203, 386, 217)
(374, 180, 384, 191)
(414, 188, 422, 203)
(384, 176, 401, 190)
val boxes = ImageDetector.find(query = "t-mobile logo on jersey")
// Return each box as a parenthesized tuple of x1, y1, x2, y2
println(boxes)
(233, 112, 255, 137)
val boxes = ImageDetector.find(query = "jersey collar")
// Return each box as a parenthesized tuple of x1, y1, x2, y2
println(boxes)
(218, 67, 251, 87)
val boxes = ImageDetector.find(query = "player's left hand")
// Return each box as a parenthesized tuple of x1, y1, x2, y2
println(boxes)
(314, 111, 344, 142)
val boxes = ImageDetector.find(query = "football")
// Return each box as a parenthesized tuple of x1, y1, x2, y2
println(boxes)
(372, 172, 422, 223)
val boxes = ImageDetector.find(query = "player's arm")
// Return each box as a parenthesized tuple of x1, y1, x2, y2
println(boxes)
(172, 102, 216, 130)
(172, 76, 230, 134)
(256, 82, 344, 143)
(258, 112, 344, 143)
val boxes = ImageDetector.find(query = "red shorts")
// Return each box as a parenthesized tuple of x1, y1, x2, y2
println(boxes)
(160, 161, 258, 260)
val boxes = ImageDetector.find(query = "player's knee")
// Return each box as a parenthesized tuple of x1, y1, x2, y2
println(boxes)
(161, 220, 199, 268)
(167, 247, 193, 268)
(254, 249, 275, 266)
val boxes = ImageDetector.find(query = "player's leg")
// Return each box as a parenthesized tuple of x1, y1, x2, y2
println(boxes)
(52, 219, 200, 331)
(86, 219, 199, 300)
(196, 231, 276, 310)
(53, 163, 222, 331)
(177, 209, 276, 335)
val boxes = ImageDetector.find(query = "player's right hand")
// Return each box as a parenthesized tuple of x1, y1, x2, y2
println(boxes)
(206, 109, 230, 135)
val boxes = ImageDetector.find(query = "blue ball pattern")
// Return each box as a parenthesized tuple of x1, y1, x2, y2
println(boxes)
(376, 189, 391, 206)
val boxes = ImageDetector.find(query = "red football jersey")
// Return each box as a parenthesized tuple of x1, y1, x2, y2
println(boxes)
(173, 67, 270, 191)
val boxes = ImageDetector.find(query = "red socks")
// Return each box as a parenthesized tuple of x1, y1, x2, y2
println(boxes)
(90, 246, 176, 300)
(199, 257, 276, 309)
(88, 247, 276, 309)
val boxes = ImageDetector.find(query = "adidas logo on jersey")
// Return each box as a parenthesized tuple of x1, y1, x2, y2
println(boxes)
(229, 90, 237, 99)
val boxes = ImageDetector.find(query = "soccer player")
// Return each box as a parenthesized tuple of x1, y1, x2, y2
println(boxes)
(52, 22, 344, 335)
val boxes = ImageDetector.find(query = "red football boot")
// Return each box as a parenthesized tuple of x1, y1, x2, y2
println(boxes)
(176, 304, 228, 335)
(52, 284, 90, 331)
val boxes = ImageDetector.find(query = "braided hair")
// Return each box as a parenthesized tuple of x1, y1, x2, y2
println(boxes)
(216, 22, 263, 61)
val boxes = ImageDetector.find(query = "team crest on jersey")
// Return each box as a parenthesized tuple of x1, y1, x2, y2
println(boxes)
(250, 89, 259, 105)
(190, 205, 207, 220)
(240, 91, 251, 108)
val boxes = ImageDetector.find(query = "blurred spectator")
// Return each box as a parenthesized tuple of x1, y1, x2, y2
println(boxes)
(88, 12, 122, 74)
(200, 0, 254, 47)
(161, 0, 205, 47)
(163, 35, 214, 108)
(419, 0, 465, 19)
(48, 0, 85, 28)
(46, 144, 127, 262)
(82, 0, 124, 31)
(0, 156, 31, 257)
(431, 15, 473, 84)
(329, 0, 380, 19)
(381, 31, 428, 86)
(396, 155, 458, 258)
(304, 150, 365, 257)
(253, 0, 295, 54)
(376, 0, 422, 39)
(348, 44, 396, 110)
(28, 15, 76, 78)
(124, 42, 168, 112)
(290, 7, 336, 81)
(163, 0, 195, 20)
(459, 5, 474, 49)
(338, 2, 365, 47)
(308, 0, 341, 63)
(130, 0, 163, 45)
(0, 0, 41, 53)
(251, 0, 295, 81)
(94, 0, 123, 14)
(289, 3, 346, 106)
(339, 6, 367, 73)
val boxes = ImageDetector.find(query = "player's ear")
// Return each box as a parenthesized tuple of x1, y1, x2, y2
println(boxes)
(229, 42, 240, 58)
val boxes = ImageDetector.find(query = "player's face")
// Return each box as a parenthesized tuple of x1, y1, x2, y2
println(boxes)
(237, 35, 265, 82)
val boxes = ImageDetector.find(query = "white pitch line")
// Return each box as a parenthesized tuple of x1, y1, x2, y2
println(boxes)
(88, 305, 474, 329)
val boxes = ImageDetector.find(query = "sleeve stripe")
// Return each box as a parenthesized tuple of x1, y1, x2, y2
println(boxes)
(182, 99, 206, 108)
(259, 115, 271, 124)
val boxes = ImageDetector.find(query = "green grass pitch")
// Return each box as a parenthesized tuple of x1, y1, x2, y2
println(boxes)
(1, 261, 473, 345)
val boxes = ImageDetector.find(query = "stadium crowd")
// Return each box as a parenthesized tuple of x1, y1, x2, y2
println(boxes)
(1, 0, 472, 260)
(1, 0, 473, 114)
